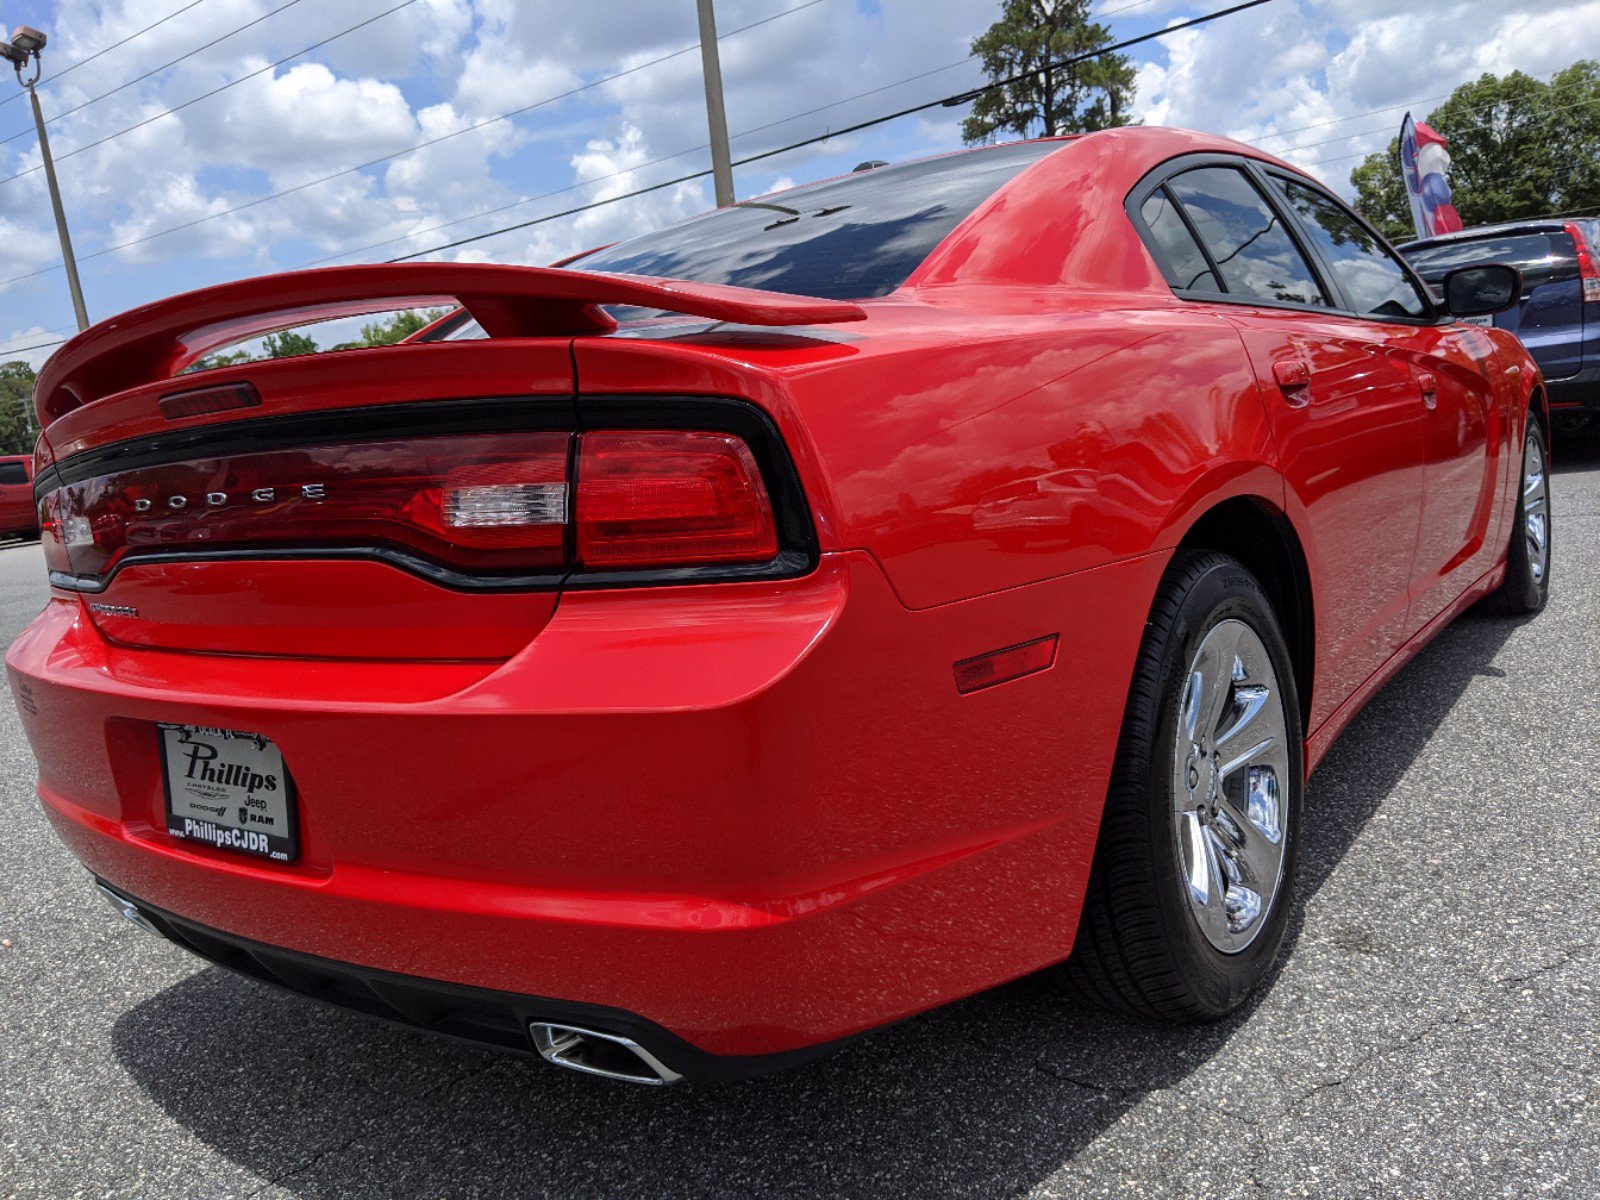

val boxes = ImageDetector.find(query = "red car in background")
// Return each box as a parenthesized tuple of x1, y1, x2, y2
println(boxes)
(0, 454, 37, 538)
(7, 128, 1547, 1084)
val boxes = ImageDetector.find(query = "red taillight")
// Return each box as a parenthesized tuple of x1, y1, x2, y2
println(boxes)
(38, 490, 72, 576)
(575, 431, 778, 569)
(51, 431, 570, 579)
(43, 425, 788, 581)
(1567, 221, 1600, 303)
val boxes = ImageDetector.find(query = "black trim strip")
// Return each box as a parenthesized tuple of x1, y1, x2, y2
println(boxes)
(36, 395, 579, 495)
(97, 879, 857, 1083)
(51, 548, 569, 595)
(41, 394, 819, 594)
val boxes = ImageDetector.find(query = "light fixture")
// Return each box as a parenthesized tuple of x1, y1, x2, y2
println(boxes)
(9, 26, 45, 55)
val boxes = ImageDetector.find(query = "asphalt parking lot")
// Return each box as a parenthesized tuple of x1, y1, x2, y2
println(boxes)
(2, 440, 1597, 1200)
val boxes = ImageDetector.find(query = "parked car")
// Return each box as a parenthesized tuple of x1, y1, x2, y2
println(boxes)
(1399, 218, 1600, 427)
(0, 453, 37, 538)
(8, 127, 1548, 1085)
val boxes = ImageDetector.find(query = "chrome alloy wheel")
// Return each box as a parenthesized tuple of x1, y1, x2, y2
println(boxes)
(1172, 619, 1290, 955)
(1524, 431, 1549, 585)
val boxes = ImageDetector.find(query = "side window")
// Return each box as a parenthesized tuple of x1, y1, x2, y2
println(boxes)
(1165, 167, 1328, 307)
(1270, 176, 1429, 319)
(1139, 188, 1220, 293)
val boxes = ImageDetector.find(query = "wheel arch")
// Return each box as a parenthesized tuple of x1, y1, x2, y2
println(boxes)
(1529, 381, 1550, 439)
(1173, 496, 1315, 732)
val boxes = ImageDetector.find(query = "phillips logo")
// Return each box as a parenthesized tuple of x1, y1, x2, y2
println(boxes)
(182, 741, 280, 794)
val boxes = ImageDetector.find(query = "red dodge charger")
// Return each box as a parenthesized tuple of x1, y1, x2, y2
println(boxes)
(8, 128, 1549, 1084)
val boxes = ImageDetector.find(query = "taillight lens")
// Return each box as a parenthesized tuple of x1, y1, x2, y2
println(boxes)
(42, 426, 785, 581)
(50, 431, 570, 578)
(575, 431, 778, 568)
(38, 489, 72, 575)
(1566, 221, 1600, 303)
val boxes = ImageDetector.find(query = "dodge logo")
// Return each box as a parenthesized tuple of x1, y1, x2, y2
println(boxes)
(133, 483, 326, 512)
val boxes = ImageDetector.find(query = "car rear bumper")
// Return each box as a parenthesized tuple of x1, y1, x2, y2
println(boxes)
(8, 549, 1160, 1062)
(1547, 364, 1600, 414)
(93, 880, 845, 1082)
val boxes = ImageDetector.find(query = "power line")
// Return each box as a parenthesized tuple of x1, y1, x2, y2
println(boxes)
(0, 322, 79, 354)
(0, 0, 304, 147)
(0, 0, 414, 187)
(303, 144, 713, 269)
(101, 0, 1186, 273)
(1252, 64, 1571, 147)
(1283, 80, 1599, 159)
(304, 3, 994, 269)
(393, 0, 1278, 262)
(0, 0, 830, 286)
(0, 336, 67, 356)
(1302, 92, 1600, 171)
(0, 0, 216, 113)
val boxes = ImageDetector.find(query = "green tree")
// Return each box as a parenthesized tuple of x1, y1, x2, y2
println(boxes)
(0, 361, 38, 455)
(962, 0, 1137, 144)
(262, 329, 319, 358)
(358, 307, 449, 346)
(189, 347, 255, 373)
(1351, 61, 1600, 242)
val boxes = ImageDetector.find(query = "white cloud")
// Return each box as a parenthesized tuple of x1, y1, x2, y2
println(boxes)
(0, 324, 70, 371)
(438, 124, 710, 267)
(0, 0, 1595, 343)
(184, 61, 419, 182)
(1133, 0, 1600, 194)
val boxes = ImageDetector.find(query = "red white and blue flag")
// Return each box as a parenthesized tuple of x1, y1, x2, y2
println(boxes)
(1399, 113, 1464, 240)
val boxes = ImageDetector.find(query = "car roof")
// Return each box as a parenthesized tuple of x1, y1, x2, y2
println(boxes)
(1397, 218, 1582, 252)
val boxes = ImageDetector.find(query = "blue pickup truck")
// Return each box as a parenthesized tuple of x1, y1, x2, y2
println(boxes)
(1399, 219, 1600, 428)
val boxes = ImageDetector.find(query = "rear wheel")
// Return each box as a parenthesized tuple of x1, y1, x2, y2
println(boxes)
(1058, 551, 1303, 1021)
(1481, 418, 1551, 616)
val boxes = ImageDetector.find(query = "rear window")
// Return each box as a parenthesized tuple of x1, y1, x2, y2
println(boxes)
(0, 462, 27, 485)
(1400, 230, 1579, 286)
(566, 141, 1062, 304)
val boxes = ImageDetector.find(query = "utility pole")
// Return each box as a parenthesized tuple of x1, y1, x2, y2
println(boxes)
(2, 26, 90, 332)
(695, 0, 736, 208)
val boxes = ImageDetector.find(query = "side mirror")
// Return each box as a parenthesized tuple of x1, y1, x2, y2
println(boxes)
(1443, 264, 1522, 317)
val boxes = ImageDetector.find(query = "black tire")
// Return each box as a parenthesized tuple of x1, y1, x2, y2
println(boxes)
(1480, 418, 1551, 616)
(1057, 550, 1304, 1021)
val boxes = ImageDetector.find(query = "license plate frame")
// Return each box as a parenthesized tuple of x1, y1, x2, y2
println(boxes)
(159, 724, 299, 863)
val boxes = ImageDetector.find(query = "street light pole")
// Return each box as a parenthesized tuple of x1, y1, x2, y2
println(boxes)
(3, 26, 90, 333)
(695, 0, 736, 208)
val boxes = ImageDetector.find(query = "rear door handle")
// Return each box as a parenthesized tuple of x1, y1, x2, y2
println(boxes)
(1272, 358, 1311, 406)
(1417, 370, 1438, 409)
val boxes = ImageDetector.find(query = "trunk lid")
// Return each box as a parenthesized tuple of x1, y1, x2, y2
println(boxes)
(35, 263, 859, 660)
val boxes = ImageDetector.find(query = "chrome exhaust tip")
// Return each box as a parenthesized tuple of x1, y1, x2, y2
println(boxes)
(529, 1022, 683, 1086)
(95, 883, 163, 938)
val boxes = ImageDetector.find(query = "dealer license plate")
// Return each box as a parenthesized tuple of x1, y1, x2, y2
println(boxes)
(160, 725, 298, 862)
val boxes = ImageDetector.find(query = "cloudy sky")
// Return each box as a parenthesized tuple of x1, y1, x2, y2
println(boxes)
(0, 0, 1594, 365)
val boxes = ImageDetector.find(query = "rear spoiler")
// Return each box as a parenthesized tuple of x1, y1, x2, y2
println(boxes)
(33, 263, 868, 426)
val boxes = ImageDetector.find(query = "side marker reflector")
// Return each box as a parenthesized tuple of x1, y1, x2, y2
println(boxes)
(953, 634, 1059, 695)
